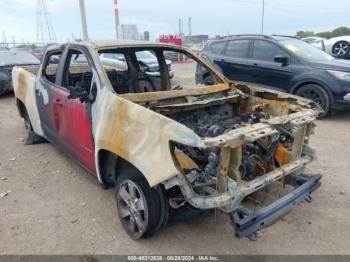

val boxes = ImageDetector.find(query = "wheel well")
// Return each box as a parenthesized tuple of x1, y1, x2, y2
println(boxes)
(292, 81, 333, 104)
(97, 150, 145, 189)
(16, 99, 26, 118)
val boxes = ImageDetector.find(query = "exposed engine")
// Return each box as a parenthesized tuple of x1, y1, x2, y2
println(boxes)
(170, 104, 294, 183)
(172, 104, 266, 138)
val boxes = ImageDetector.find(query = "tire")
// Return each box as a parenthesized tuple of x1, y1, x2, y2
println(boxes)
(295, 84, 330, 117)
(332, 41, 350, 59)
(115, 166, 167, 239)
(23, 110, 46, 144)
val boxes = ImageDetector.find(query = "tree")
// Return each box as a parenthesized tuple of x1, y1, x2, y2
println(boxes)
(16, 43, 37, 49)
(296, 31, 315, 38)
(315, 31, 332, 39)
(332, 27, 350, 37)
(296, 26, 350, 39)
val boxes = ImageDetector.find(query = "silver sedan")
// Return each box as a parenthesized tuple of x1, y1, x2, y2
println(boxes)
(302, 35, 350, 59)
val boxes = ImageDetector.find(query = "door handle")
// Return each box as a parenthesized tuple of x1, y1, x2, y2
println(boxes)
(253, 63, 259, 66)
(53, 98, 63, 106)
(53, 98, 62, 131)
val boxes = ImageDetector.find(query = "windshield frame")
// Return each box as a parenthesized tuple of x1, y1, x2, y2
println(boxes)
(96, 45, 228, 96)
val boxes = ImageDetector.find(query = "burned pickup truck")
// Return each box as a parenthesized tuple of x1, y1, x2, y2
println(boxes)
(13, 40, 322, 240)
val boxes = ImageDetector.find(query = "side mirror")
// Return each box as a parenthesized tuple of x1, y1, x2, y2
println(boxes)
(274, 55, 289, 66)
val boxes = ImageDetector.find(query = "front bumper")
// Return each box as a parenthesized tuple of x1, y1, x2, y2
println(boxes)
(232, 174, 321, 239)
(164, 156, 321, 240)
(165, 156, 313, 212)
(163, 110, 320, 239)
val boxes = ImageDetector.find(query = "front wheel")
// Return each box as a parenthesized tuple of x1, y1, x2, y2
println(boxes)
(332, 41, 350, 59)
(295, 84, 330, 117)
(115, 168, 167, 239)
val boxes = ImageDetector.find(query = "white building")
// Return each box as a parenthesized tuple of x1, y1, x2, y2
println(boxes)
(118, 24, 140, 40)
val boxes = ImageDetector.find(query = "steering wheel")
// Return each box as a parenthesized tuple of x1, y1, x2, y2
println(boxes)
(130, 74, 156, 93)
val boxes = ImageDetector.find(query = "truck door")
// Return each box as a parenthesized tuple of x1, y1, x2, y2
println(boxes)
(56, 47, 96, 173)
(35, 49, 66, 145)
(36, 47, 96, 173)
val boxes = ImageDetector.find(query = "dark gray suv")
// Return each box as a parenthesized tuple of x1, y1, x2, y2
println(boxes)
(197, 34, 350, 116)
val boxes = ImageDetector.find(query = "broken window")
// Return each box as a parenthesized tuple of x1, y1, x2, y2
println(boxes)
(99, 47, 222, 94)
(164, 50, 200, 89)
(62, 50, 94, 91)
(100, 53, 128, 71)
(42, 50, 62, 84)
(135, 50, 161, 75)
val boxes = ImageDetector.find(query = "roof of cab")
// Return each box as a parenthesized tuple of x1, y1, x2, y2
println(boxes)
(85, 40, 177, 49)
(45, 40, 179, 52)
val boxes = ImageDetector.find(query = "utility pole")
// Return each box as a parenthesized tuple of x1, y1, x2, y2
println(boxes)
(188, 17, 192, 36)
(79, 0, 89, 40)
(114, 0, 120, 39)
(2, 32, 7, 46)
(261, 0, 265, 34)
(36, 0, 57, 44)
(178, 18, 184, 36)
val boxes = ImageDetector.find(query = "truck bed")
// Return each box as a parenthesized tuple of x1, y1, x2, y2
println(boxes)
(19, 65, 40, 76)
(12, 65, 43, 137)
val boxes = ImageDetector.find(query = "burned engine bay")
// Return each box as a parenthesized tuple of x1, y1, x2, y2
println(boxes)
(167, 102, 294, 184)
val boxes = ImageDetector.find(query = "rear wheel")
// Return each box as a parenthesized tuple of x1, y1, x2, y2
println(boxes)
(23, 110, 45, 144)
(295, 84, 330, 117)
(115, 167, 167, 239)
(332, 41, 350, 58)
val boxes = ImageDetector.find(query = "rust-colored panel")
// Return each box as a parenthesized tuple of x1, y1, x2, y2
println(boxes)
(174, 148, 199, 170)
(275, 144, 290, 166)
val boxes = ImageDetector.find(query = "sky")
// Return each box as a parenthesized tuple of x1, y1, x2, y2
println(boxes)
(0, 0, 349, 43)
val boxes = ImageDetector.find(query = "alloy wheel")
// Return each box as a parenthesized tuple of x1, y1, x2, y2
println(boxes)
(298, 89, 323, 106)
(334, 42, 349, 56)
(117, 179, 148, 239)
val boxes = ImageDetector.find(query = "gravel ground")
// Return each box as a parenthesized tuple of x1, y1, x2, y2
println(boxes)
(1, 65, 350, 254)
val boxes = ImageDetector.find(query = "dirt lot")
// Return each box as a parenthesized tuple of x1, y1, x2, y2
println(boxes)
(1, 66, 350, 254)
